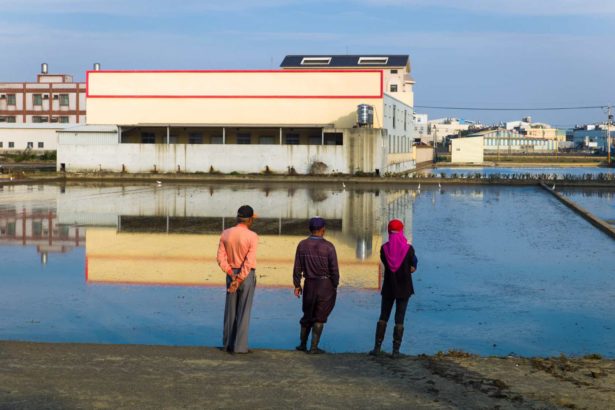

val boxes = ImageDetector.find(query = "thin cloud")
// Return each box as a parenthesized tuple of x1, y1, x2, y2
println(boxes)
(359, 0, 615, 16)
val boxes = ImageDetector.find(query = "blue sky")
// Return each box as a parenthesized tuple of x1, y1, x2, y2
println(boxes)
(1, 0, 614, 126)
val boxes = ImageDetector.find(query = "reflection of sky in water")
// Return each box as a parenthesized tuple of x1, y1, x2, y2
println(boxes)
(0, 183, 614, 357)
(558, 188, 615, 225)
(421, 166, 615, 177)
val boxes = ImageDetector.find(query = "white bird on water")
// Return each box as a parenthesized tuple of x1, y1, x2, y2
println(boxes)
(417, 183, 421, 191)
(552, 184, 556, 190)
(342, 182, 346, 188)
(438, 182, 442, 189)
(156, 180, 162, 185)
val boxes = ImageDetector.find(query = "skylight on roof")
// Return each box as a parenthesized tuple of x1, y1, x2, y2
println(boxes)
(300, 57, 332, 65)
(358, 57, 389, 65)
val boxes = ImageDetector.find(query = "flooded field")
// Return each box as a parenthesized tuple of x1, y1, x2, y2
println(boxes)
(0, 182, 614, 357)
(420, 166, 615, 178)
(559, 188, 615, 225)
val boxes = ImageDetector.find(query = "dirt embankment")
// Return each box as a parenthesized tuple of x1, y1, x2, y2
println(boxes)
(0, 341, 613, 409)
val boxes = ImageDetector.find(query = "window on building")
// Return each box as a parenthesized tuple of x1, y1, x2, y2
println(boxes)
(9, 142, 14, 148)
(390, 84, 398, 92)
(392, 105, 396, 129)
(141, 132, 156, 144)
(59, 94, 69, 106)
(285, 133, 300, 145)
(391, 69, 398, 74)
(300, 57, 331, 65)
(259, 135, 274, 144)
(0, 142, 3, 148)
(7, 94, 16, 105)
(27, 142, 33, 149)
(32, 116, 48, 123)
(7, 116, 16, 123)
(188, 133, 203, 144)
(211, 135, 223, 144)
(324, 132, 343, 145)
(404, 109, 407, 131)
(308, 135, 322, 145)
(38, 142, 44, 148)
(358, 56, 389, 65)
(33, 94, 42, 106)
(59, 116, 69, 123)
(237, 133, 251, 144)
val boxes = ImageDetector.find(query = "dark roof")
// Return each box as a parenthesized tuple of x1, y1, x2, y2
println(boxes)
(280, 55, 409, 68)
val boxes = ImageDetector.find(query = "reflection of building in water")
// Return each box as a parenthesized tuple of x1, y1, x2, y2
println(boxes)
(0, 208, 84, 264)
(2, 184, 416, 275)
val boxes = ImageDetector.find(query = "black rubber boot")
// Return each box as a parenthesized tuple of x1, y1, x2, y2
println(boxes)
(295, 326, 311, 352)
(308, 322, 326, 354)
(369, 320, 387, 356)
(391, 324, 404, 358)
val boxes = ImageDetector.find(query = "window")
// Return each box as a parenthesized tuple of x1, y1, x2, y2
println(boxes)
(237, 133, 251, 144)
(259, 135, 274, 144)
(358, 56, 389, 65)
(285, 133, 300, 145)
(7, 116, 16, 123)
(0, 142, 3, 148)
(188, 133, 203, 144)
(300, 57, 331, 65)
(211, 135, 223, 144)
(404, 109, 407, 131)
(7, 94, 16, 105)
(33, 116, 48, 123)
(27, 142, 33, 149)
(390, 69, 398, 74)
(33, 94, 42, 106)
(59, 94, 69, 106)
(308, 135, 322, 145)
(141, 132, 156, 144)
(8, 142, 14, 148)
(38, 142, 44, 148)
(323, 132, 343, 145)
(392, 105, 396, 129)
(390, 84, 398, 92)
(59, 116, 69, 123)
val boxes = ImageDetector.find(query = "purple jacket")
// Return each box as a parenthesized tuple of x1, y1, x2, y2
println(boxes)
(293, 236, 340, 288)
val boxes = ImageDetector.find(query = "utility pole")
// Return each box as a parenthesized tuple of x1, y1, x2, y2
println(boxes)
(608, 105, 612, 166)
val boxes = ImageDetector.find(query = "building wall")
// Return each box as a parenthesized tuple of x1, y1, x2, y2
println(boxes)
(413, 146, 433, 164)
(86, 70, 384, 128)
(0, 125, 67, 151)
(452, 137, 484, 163)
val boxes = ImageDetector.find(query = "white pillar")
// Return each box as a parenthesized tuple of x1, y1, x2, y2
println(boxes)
(166, 126, 170, 144)
(223, 127, 226, 144)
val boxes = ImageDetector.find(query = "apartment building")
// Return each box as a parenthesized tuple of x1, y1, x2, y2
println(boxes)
(0, 64, 86, 125)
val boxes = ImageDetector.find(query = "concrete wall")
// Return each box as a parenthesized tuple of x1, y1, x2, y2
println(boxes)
(414, 146, 433, 164)
(86, 70, 384, 128)
(58, 143, 348, 174)
(452, 137, 484, 163)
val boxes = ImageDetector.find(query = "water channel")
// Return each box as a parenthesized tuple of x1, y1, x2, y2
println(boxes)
(1, 181, 614, 357)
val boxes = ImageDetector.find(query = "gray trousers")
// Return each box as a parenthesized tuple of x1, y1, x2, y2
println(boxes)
(223, 269, 256, 353)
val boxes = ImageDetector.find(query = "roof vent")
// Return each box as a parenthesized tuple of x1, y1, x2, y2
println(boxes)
(300, 57, 332, 65)
(358, 57, 388, 65)
(41, 63, 48, 74)
(93, 63, 101, 71)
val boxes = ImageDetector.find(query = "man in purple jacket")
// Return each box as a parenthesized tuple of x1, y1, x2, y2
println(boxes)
(292, 217, 340, 354)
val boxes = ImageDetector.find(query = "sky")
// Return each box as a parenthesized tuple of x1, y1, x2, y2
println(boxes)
(1, 0, 614, 127)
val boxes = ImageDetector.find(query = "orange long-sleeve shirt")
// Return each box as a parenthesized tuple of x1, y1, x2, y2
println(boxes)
(216, 224, 258, 281)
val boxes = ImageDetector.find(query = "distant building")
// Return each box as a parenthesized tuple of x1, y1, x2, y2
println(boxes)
(451, 136, 484, 164)
(0, 123, 70, 152)
(58, 54, 419, 175)
(470, 129, 558, 153)
(571, 124, 614, 152)
(505, 118, 565, 141)
(414, 114, 481, 145)
(0, 64, 87, 125)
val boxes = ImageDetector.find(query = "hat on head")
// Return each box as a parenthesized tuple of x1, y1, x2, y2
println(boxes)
(309, 216, 326, 231)
(387, 219, 404, 233)
(237, 205, 256, 218)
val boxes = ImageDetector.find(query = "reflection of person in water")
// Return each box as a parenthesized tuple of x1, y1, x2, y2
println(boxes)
(292, 217, 340, 354)
(216, 205, 258, 354)
(369, 219, 417, 358)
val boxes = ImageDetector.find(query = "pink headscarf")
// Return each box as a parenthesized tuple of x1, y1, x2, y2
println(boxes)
(383, 220, 410, 273)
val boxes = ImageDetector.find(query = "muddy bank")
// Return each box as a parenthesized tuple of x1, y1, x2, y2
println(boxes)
(0, 341, 613, 409)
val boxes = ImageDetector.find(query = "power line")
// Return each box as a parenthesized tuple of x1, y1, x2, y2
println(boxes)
(415, 105, 607, 111)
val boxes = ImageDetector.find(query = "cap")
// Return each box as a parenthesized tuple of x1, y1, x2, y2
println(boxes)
(309, 216, 326, 231)
(237, 205, 256, 218)
(387, 219, 404, 233)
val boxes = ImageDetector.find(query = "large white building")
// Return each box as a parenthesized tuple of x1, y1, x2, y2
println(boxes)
(58, 54, 420, 175)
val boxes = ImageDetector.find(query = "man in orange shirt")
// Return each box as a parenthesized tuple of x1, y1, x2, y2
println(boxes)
(216, 205, 259, 354)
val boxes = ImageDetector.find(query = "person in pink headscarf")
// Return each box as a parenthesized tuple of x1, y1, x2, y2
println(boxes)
(369, 219, 417, 358)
